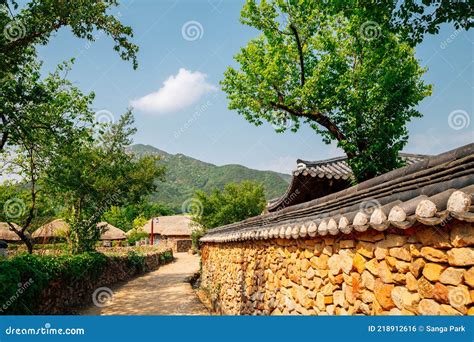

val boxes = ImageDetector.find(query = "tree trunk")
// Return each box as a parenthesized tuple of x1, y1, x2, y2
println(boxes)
(17, 231, 34, 254)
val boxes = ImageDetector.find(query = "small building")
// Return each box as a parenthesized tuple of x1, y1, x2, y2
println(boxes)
(142, 215, 195, 252)
(0, 222, 21, 242)
(32, 219, 70, 243)
(267, 153, 428, 212)
(98, 222, 127, 246)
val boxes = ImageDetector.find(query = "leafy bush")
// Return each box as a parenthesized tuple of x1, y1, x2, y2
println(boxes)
(127, 217, 149, 245)
(126, 251, 146, 273)
(192, 181, 266, 229)
(0, 252, 107, 314)
(191, 226, 207, 252)
(159, 250, 173, 263)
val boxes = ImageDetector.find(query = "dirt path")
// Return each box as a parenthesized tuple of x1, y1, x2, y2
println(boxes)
(81, 252, 209, 315)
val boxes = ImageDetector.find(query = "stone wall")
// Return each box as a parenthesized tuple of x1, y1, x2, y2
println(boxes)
(161, 237, 192, 253)
(38, 248, 173, 314)
(201, 222, 474, 315)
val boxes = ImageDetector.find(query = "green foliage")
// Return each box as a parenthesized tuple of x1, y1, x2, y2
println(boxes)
(47, 111, 166, 254)
(0, 252, 107, 314)
(191, 225, 207, 252)
(0, 59, 95, 252)
(222, 0, 431, 182)
(159, 250, 173, 264)
(1, 0, 139, 154)
(126, 250, 146, 273)
(393, 0, 472, 45)
(192, 180, 266, 229)
(0, 0, 138, 77)
(103, 201, 174, 232)
(130, 144, 290, 211)
(126, 217, 148, 245)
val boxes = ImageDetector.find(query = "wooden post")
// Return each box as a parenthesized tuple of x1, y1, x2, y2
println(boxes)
(150, 218, 154, 246)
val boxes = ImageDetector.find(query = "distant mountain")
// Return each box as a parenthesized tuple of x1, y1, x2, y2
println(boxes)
(129, 144, 292, 212)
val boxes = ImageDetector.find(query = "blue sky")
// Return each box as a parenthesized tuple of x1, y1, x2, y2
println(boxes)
(37, 0, 473, 174)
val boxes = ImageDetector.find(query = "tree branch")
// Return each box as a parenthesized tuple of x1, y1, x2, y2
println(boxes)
(289, 23, 305, 86)
(269, 100, 351, 155)
(0, 20, 66, 54)
(0, 113, 8, 151)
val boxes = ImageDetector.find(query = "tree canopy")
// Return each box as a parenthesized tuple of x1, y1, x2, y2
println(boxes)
(393, 0, 472, 45)
(192, 180, 266, 229)
(46, 111, 165, 253)
(222, 0, 432, 181)
(0, 0, 138, 73)
(0, 0, 138, 152)
(103, 202, 174, 233)
(0, 60, 95, 253)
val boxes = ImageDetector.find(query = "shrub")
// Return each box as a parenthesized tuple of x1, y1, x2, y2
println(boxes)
(0, 252, 107, 314)
(127, 227, 148, 245)
(126, 251, 146, 273)
(160, 250, 173, 263)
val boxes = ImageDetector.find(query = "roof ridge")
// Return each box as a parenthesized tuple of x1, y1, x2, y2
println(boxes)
(297, 151, 429, 167)
(204, 143, 474, 239)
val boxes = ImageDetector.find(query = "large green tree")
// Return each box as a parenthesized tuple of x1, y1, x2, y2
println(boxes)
(190, 180, 266, 250)
(192, 180, 266, 229)
(0, 60, 94, 253)
(222, 0, 432, 181)
(47, 111, 165, 254)
(0, 0, 138, 152)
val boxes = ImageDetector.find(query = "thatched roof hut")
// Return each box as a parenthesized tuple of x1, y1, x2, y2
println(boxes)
(32, 219, 69, 240)
(142, 215, 194, 237)
(98, 222, 127, 241)
(0, 222, 21, 242)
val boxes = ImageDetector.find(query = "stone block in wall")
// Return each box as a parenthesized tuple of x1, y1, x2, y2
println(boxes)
(423, 263, 446, 282)
(439, 267, 464, 285)
(450, 223, 474, 247)
(415, 227, 451, 249)
(464, 267, 474, 288)
(447, 248, 474, 266)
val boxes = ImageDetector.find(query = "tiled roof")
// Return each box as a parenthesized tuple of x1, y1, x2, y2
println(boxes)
(202, 144, 474, 243)
(294, 153, 427, 179)
(267, 153, 429, 211)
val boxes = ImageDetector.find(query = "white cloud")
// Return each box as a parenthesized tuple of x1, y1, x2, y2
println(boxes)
(130, 68, 217, 114)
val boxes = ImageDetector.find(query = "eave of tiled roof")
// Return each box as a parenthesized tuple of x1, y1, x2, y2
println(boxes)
(267, 153, 429, 212)
(202, 144, 473, 243)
